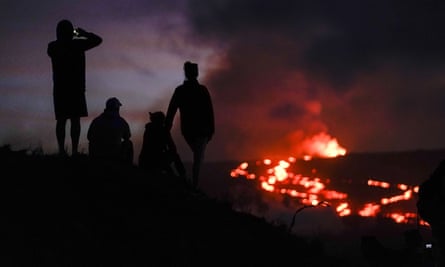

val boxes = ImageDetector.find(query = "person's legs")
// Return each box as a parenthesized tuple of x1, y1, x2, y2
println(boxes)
(56, 118, 67, 155)
(121, 139, 134, 164)
(186, 136, 209, 190)
(70, 117, 81, 155)
(172, 152, 187, 179)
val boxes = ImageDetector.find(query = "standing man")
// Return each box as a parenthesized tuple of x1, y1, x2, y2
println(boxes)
(47, 19, 102, 156)
(165, 61, 215, 191)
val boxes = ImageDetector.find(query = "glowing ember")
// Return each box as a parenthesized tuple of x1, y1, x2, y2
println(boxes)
(358, 203, 381, 217)
(368, 179, 390, 189)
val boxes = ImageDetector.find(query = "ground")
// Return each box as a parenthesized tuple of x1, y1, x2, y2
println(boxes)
(1, 146, 349, 266)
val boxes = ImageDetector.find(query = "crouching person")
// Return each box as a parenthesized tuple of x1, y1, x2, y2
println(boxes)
(138, 111, 186, 180)
(87, 97, 133, 164)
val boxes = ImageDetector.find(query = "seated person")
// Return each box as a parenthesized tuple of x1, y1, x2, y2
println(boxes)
(138, 111, 186, 178)
(87, 97, 133, 164)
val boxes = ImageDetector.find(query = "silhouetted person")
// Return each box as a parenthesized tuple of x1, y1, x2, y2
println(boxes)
(47, 19, 102, 156)
(87, 97, 133, 164)
(417, 160, 445, 267)
(402, 229, 425, 267)
(165, 61, 215, 191)
(139, 111, 186, 179)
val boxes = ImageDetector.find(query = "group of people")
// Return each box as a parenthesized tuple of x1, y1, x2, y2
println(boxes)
(47, 19, 214, 191)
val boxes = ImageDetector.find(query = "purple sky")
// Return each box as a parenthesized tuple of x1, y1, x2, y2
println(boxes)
(2, 0, 445, 162)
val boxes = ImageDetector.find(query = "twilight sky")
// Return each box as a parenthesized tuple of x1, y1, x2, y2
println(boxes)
(2, 0, 445, 162)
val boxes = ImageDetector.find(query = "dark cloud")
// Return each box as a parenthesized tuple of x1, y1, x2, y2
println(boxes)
(187, 0, 445, 86)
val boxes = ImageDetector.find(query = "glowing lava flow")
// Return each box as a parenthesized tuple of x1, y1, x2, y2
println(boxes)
(230, 160, 428, 225)
(229, 134, 429, 226)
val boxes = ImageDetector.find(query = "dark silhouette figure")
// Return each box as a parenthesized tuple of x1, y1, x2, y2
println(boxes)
(87, 97, 133, 164)
(165, 61, 215, 191)
(417, 160, 445, 267)
(401, 229, 427, 267)
(138, 111, 186, 179)
(47, 19, 102, 156)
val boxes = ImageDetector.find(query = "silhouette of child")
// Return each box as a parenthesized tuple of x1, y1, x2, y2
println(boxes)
(139, 111, 186, 180)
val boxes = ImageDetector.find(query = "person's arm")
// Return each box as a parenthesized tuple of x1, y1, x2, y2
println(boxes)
(87, 119, 96, 141)
(165, 129, 178, 153)
(47, 42, 54, 58)
(76, 27, 102, 50)
(123, 119, 131, 140)
(205, 87, 215, 140)
(165, 88, 179, 131)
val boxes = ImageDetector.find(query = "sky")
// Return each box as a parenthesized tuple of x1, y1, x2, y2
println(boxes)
(2, 0, 445, 162)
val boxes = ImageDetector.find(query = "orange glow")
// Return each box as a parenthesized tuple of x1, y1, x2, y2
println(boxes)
(287, 157, 296, 163)
(358, 203, 381, 217)
(229, 135, 424, 226)
(336, 203, 351, 217)
(230, 157, 423, 225)
(279, 160, 290, 168)
(398, 184, 408, 191)
(274, 165, 288, 181)
(300, 132, 347, 158)
(385, 212, 418, 224)
(303, 155, 312, 161)
(367, 179, 390, 189)
(380, 190, 413, 205)
(321, 190, 347, 200)
(261, 181, 275, 192)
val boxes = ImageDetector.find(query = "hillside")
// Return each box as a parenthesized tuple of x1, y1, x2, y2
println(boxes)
(0, 146, 348, 267)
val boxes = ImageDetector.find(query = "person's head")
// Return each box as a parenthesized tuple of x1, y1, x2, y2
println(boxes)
(56, 19, 74, 41)
(105, 97, 122, 112)
(149, 111, 165, 125)
(184, 61, 199, 80)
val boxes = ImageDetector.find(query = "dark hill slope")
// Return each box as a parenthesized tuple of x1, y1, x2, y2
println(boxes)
(0, 147, 346, 266)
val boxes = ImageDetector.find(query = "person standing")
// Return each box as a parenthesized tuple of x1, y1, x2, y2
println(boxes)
(87, 97, 133, 164)
(47, 19, 102, 156)
(417, 160, 445, 267)
(165, 61, 215, 191)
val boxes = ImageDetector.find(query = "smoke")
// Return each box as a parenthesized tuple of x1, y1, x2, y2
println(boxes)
(181, 0, 445, 160)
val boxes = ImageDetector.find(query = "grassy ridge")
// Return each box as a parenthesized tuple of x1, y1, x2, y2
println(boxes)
(1, 146, 346, 266)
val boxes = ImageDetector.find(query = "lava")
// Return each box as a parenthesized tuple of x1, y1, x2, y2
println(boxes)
(229, 132, 429, 226)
